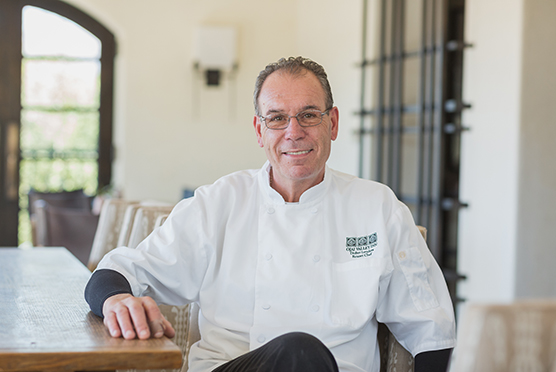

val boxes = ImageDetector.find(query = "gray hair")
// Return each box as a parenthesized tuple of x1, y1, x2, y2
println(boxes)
(253, 56, 334, 116)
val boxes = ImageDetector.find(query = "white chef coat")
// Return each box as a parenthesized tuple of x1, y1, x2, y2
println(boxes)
(97, 162, 456, 372)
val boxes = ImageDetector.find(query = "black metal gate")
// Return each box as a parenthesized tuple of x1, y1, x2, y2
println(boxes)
(356, 0, 469, 303)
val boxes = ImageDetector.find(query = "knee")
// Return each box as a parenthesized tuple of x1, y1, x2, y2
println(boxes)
(272, 332, 329, 354)
(269, 332, 338, 371)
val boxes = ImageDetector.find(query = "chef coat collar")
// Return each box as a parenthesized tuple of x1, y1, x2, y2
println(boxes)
(259, 161, 331, 205)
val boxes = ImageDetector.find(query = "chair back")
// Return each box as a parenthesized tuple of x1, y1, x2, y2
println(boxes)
(87, 199, 140, 271)
(116, 204, 142, 247)
(117, 201, 173, 247)
(28, 189, 92, 214)
(158, 302, 200, 372)
(29, 189, 93, 246)
(451, 300, 556, 372)
(117, 203, 186, 372)
(33, 200, 99, 265)
(154, 214, 169, 229)
(127, 205, 175, 248)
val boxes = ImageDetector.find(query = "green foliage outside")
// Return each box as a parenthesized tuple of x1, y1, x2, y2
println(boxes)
(17, 11, 103, 246)
(18, 110, 100, 246)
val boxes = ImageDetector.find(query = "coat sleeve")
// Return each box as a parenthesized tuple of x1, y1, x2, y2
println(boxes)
(94, 196, 212, 307)
(375, 202, 456, 356)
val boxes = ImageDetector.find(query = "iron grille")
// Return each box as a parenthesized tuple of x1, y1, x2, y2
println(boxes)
(356, 0, 469, 303)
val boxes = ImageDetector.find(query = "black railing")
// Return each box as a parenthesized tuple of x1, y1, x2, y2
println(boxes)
(356, 0, 469, 305)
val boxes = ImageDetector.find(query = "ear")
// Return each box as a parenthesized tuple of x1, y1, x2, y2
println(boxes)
(253, 115, 264, 147)
(329, 106, 339, 141)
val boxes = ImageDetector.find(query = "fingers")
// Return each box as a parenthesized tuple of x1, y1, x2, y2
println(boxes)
(151, 316, 176, 339)
(102, 294, 173, 340)
(103, 310, 122, 338)
(162, 316, 176, 338)
(103, 293, 136, 339)
(127, 298, 150, 339)
(143, 300, 176, 339)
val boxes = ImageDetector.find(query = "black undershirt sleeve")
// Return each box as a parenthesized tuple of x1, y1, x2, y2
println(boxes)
(414, 348, 453, 372)
(84, 269, 132, 318)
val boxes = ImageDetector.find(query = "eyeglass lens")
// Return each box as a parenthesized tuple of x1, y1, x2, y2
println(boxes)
(264, 110, 327, 129)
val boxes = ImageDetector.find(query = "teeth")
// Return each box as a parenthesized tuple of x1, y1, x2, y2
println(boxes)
(285, 150, 310, 155)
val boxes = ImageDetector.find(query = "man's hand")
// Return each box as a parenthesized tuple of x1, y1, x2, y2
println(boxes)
(102, 293, 176, 340)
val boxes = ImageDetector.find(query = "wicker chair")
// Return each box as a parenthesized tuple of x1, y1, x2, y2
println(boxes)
(123, 222, 425, 372)
(87, 199, 140, 271)
(126, 205, 175, 249)
(117, 203, 186, 372)
(451, 300, 556, 372)
(169, 229, 427, 372)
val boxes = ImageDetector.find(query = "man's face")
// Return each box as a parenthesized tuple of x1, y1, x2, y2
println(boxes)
(253, 71, 339, 190)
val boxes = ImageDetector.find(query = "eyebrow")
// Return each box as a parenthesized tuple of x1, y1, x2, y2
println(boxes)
(263, 105, 322, 116)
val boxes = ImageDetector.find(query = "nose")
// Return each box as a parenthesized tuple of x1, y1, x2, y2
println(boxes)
(284, 116, 306, 140)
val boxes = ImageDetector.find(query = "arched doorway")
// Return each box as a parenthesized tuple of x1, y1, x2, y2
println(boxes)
(0, 0, 115, 246)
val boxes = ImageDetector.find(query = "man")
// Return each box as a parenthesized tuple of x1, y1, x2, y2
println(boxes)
(85, 57, 456, 372)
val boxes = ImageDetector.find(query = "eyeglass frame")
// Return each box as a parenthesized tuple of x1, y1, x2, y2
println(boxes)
(258, 108, 332, 130)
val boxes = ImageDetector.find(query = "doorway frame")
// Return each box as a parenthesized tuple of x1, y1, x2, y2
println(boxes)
(0, 0, 115, 246)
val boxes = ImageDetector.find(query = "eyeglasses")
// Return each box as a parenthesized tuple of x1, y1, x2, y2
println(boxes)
(259, 108, 331, 130)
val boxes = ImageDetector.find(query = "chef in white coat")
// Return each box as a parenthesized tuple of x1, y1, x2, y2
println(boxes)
(85, 56, 456, 372)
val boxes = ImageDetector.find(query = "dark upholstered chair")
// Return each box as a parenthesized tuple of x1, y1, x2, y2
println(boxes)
(28, 189, 92, 214)
(28, 189, 94, 247)
(33, 199, 99, 266)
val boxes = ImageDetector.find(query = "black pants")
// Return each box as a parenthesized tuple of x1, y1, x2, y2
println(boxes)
(212, 332, 339, 372)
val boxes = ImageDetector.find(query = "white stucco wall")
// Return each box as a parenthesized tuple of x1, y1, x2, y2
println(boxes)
(515, 0, 556, 298)
(295, 0, 362, 177)
(458, 0, 524, 303)
(65, 0, 362, 204)
(65, 0, 556, 302)
(459, 0, 556, 304)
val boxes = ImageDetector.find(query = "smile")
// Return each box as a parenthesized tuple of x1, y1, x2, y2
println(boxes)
(284, 150, 311, 155)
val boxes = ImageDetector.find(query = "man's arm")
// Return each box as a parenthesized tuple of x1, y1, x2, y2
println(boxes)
(84, 269, 175, 340)
(414, 348, 453, 372)
(84, 269, 132, 317)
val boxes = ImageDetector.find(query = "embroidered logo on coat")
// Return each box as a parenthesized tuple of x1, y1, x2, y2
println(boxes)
(346, 232, 377, 259)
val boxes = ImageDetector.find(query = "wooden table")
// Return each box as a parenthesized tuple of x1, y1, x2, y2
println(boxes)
(0, 247, 183, 371)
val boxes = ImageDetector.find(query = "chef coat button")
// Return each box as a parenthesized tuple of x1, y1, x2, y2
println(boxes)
(265, 253, 273, 261)
(257, 335, 266, 343)
(310, 304, 320, 312)
(311, 207, 318, 214)
(262, 304, 271, 310)
(313, 255, 321, 262)
(267, 207, 275, 214)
